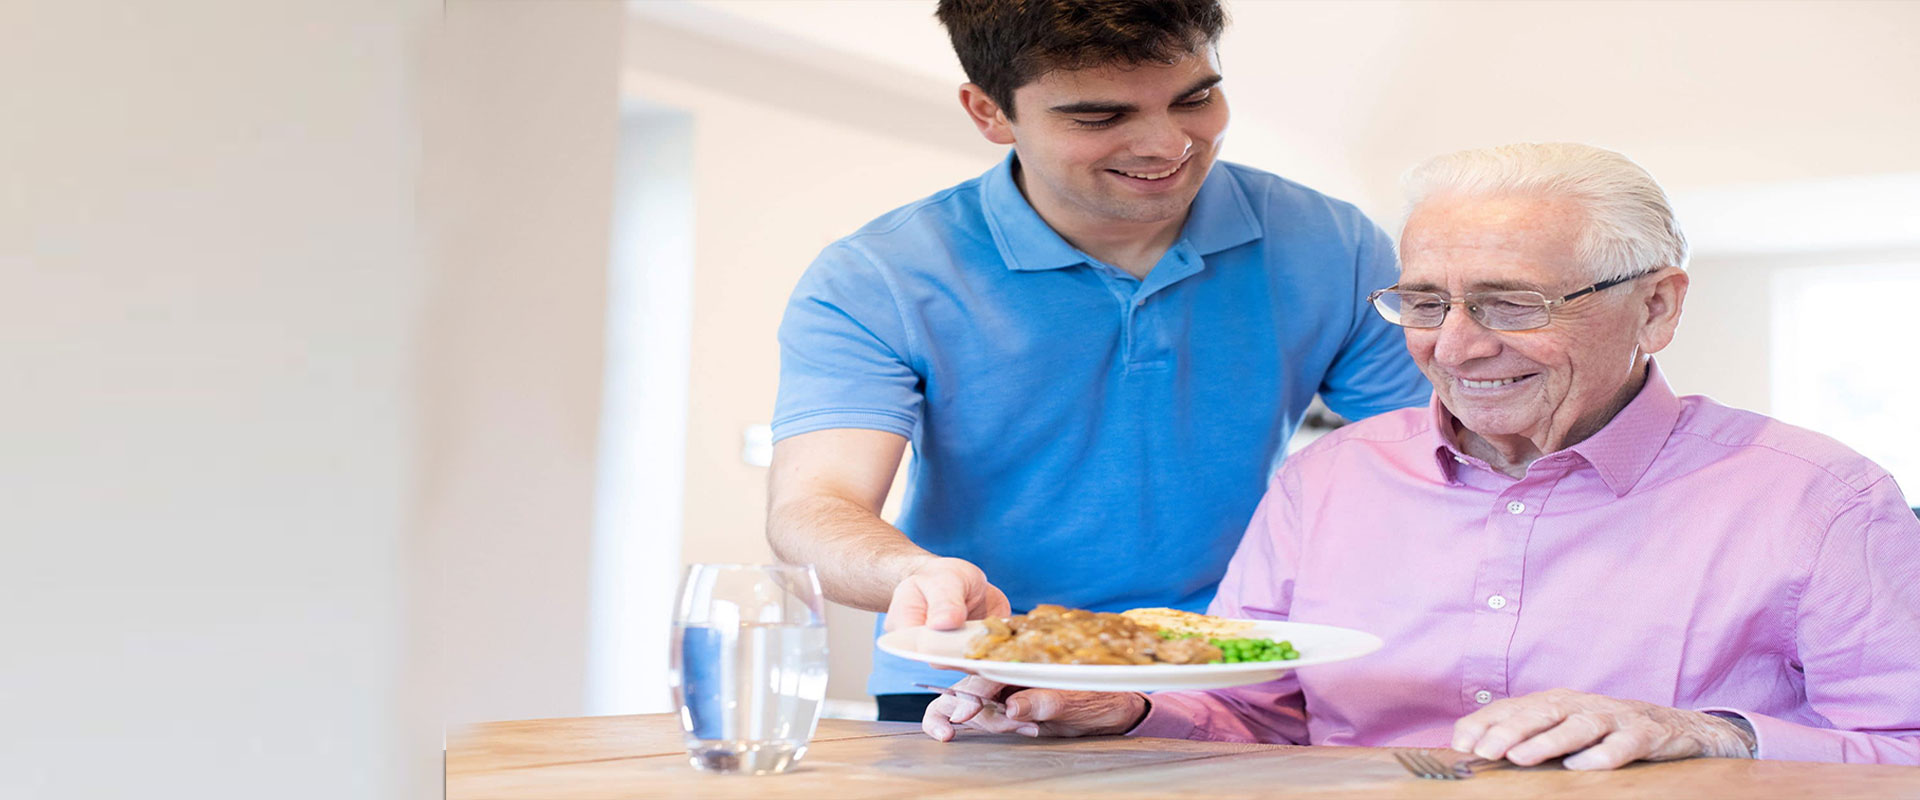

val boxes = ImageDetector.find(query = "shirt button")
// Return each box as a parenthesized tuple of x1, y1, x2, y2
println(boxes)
(1506, 500, 1525, 514)
(1487, 594, 1508, 610)
(1474, 690, 1493, 704)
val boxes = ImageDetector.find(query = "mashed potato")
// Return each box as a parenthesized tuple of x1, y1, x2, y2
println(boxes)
(1120, 607, 1254, 638)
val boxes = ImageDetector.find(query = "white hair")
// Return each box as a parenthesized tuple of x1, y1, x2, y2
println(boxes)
(1401, 142, 1689, 281)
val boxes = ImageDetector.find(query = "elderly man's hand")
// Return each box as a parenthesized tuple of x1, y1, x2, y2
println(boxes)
(883, 557, 1011, 631)
(921, 675, 1148, 742)
(1452, 688, 1755, 770)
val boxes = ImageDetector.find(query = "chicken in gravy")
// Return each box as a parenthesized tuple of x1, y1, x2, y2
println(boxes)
(965, 604, 1223, 665)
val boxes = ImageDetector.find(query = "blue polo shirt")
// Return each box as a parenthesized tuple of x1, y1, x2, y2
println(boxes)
(773, 154, 1429, 697)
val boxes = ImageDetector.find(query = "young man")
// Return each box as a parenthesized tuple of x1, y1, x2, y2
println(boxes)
(767, 0, 1428, 721)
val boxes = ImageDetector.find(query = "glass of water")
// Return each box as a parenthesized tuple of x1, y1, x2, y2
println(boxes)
(669, 563, 829, 775)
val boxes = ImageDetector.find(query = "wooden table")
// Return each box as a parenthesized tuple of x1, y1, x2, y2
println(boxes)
(448, 713, 1920, 799)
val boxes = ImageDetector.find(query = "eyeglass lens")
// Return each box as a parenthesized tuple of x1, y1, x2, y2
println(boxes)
(1375, 290, 1552, 331)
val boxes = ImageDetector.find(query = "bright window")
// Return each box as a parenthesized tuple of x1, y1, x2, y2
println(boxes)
(1770, 262, 1920, 507)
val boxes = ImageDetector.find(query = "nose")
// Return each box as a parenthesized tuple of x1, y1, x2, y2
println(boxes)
(1430, 304, 1502, 367)
(1132, 115, 1192, 161)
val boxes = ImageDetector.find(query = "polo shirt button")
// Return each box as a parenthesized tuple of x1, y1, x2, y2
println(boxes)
(1474, 690, 1493, 704)
(1506, 500, 1525, 514)
(1487, 594, 1507, 610)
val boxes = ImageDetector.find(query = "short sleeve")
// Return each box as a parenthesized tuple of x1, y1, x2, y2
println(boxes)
(1317, 221, 1430, 422)
(771, 243, 924, 443)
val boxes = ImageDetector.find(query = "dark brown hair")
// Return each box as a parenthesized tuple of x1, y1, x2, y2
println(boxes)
(935, 0, 1227, 120)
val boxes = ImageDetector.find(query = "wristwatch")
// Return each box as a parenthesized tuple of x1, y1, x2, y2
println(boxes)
(1704, 710, 1759, 758)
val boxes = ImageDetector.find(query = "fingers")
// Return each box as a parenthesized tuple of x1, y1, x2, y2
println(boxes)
(884, 579, 929, 631)
(1452, 698, 1525, 753)
(1564, 727, 1656, 771)
(1452, 690, 1692, 770)
(1474, 706, 1569, 760)
(888, 559, 993, 631)
(1004, 689, 1058, 722)
(920, 678, 1019, 742)
(921, 694, 958, 742)
(920, 568, 970, 630)
(980, 583, 1012, 619)
(1504, 712, 1612, 766)
(947, 676, 1007, 725)
(1005, 689, 1147, 738)
(1454, 691, 1578, 760)
(921, 695, 1019, 739)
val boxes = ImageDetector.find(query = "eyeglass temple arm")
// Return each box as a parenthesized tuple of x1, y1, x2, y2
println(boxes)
(1554, 272, 1641, 304)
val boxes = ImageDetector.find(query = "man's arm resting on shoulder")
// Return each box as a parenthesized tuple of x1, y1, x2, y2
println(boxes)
(766, 428, 1009, 630)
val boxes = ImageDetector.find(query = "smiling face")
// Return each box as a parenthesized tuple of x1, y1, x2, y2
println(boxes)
(961, 47, 1229, 241)
(1398, 193, 1686, 465)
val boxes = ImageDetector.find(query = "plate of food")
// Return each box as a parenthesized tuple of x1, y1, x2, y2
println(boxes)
(877, 604, 1384, 692)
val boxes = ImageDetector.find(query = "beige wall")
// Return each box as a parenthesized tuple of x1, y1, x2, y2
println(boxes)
(2, 0, 439, 796)
(1658, 255, 1775, 411)
(1323, 0, 1920, 221)
(428, 1, 625, 724)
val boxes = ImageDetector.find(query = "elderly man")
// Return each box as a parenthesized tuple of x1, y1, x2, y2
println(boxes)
(922, 143, 1920, 768)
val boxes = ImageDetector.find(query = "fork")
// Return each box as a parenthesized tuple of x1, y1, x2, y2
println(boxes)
(1392, 749, 1507, 780)
(914, 682, 1008, 714)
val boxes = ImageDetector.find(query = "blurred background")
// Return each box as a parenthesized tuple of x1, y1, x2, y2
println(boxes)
(4, 1, 1916, 797)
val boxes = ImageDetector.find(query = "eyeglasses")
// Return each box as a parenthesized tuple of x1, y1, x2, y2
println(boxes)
(1367, 271, 1653, 332)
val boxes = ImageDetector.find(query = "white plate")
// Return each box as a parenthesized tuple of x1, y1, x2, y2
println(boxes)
(877, 618, 1384, 692)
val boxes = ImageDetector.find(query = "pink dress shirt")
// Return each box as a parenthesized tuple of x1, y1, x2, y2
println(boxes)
(1131, 363, 1920, 764)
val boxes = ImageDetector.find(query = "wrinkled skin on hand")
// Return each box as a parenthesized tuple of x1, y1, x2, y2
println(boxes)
(1452, 688, 1755, 770)
(921, 675, 1148, 742)
(884, 557, 1010, 631)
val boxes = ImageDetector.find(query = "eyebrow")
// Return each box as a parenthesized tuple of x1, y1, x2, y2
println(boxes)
(1047, 74, 1223, 115)
(1397, 279, 1541, 294)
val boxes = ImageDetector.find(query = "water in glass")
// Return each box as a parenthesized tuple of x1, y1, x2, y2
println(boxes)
(669, 564, 829, 775)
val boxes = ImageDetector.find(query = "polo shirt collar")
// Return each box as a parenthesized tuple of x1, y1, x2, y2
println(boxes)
(1425, 359, 1684, 496)
(1180, 159, 1261, 256)
(982, 153, 1084, 272)
(981, 152, 1264, 273)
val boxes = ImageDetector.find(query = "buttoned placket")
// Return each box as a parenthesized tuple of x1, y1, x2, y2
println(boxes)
(1103, 243, 1204, 373)
(1457, 462, 1567, 712)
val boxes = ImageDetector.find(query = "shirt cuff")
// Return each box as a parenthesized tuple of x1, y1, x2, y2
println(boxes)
(1696, 707, 1819, 762)
(1125, 691, 1204, 740)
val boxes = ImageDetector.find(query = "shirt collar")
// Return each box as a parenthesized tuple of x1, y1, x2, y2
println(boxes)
(1425, 359, 1685, 496)
(981, 152, 1264, 273)
(1426, 399, 1469, 485)
(982, 153, 1084, 272)
(1564, 360, 1684, 496)
(1180, 160, 1262, 256)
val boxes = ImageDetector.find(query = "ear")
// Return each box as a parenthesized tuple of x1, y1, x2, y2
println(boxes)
(958, 83, 1016, 146)
(1636, 267, 1689, 354)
